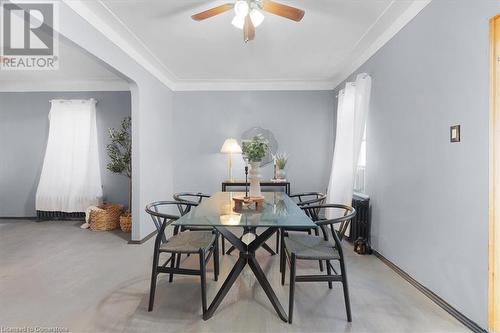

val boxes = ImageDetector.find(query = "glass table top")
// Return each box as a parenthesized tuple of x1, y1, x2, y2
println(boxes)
(173, 192, 315, 228)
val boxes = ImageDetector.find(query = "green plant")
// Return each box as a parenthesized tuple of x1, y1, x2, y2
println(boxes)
(242, 135, 268, 162)
(274, 153, 288, 169)
(107, 116, 132, 211)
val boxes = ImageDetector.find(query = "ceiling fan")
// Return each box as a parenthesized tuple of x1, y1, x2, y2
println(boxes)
(191, 0, 305, 43)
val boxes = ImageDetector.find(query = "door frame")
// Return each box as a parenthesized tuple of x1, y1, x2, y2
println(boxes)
(489, 13, 500, 332)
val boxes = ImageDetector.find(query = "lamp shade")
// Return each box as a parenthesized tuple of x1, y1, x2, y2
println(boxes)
(250, 9, 264, 27)
(220, 138, 242, 153)
(234, 0, 249, 17)
(231, 15, 245, 29)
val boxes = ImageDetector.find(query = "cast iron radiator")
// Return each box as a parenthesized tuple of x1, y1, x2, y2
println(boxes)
(36, 210, 85, 221)
(348, 193, 371, 252)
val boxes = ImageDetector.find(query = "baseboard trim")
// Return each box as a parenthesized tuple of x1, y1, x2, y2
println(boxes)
(128, 230, 156, 244)
(0, 216, 37, 220)
(373, 250, 488, 333)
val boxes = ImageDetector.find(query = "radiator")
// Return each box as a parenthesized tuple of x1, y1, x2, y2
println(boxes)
(349, 192, 371, 248)
(36, 210, 85, 221)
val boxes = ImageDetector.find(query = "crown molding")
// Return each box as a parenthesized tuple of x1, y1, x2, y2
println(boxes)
(173, 79, 335, 91)
(63, 0, 431, 92)
(62, 0, 177, 89)
(0, 79, 130, 92)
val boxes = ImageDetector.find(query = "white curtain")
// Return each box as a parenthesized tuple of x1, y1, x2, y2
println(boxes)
(36, 99, 102, 212)
(327, 73, 371, 213)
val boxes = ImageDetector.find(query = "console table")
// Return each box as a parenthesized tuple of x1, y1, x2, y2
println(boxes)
(222, 180, 290, 195)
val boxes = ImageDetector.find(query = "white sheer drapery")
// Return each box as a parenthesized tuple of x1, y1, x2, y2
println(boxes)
(327, 74, 371, 214)
(36, 99, 102, 212)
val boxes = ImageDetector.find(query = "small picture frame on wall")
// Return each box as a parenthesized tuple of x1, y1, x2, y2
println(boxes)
(450, 125, 460, 143)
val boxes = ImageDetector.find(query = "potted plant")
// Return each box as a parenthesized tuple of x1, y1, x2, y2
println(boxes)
(274, 153, 288, 180)
(107, 116, 132, 232)
(242, 134, 268, 198)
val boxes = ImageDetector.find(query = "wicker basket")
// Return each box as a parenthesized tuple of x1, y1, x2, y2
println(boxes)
(89, 203, 123, 231)
(120, 213, 132, 232)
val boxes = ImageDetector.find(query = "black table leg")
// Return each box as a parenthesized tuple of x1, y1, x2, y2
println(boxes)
(261, 242, 276, 255)
(204, 226, 287, 322)
(226, 239, 275, 256)
(226, 245, 237, 255)
(203, 256, 246, 320)
(248, 256, 287, 322)
(226, 227, 276, 256)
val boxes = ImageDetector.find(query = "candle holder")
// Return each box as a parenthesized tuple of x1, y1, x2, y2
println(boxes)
(233, 164, 264, 211)
(244, 165, 249, 199)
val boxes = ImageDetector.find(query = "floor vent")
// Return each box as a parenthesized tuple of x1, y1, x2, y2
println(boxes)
(36, 210, 85, 221)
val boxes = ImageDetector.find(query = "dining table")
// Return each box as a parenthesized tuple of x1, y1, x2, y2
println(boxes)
(173, 191, 316, 322)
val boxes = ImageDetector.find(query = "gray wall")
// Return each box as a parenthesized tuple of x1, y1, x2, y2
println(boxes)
(59, 3, 175, 241)
(0, 91, 131, 217)
(172, 91, 335, 195)
(333, 0, 500, 328)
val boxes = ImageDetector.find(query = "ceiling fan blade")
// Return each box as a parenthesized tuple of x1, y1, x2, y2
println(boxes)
(191, 3, 234, 21)
(244, 14, 255, 43)
(262, 0, 304, 22)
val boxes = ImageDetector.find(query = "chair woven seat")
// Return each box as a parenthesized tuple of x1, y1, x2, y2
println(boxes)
(160, 231, 216, 254)
(284, 234, 339, 260)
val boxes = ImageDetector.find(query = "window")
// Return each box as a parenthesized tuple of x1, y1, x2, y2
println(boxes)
(354, 126, 366, 193)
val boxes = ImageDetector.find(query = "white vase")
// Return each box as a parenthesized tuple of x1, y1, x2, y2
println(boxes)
(276, 168, 286, 180)
(249, 161, 262, 198)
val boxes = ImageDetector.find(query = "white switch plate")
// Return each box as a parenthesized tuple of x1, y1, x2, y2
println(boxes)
(450, 125, 460, 143)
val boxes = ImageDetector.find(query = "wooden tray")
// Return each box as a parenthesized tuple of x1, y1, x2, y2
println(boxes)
(233, 196, 265, 211)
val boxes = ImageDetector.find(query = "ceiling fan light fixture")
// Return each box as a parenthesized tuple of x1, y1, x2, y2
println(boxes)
(191, 0, 305, 42)
(249, 9, 264, 27)
(231, 15, 245, 29)
(234, 1, 249, 17)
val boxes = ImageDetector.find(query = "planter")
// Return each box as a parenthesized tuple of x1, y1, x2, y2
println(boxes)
(249, 161, 262, 197)
(120, 212, 132, 232)
(276, 168, 286, 180)
(89, 203, 123, 231)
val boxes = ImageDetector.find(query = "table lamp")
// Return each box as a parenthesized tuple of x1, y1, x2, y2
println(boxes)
(220, 138, 242, 182)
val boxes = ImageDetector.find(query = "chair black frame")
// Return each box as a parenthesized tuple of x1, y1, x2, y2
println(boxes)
(173, 192, 227, 255)
(146, 201, 219, 315)
(279, 192, 326, 268)
(173, 192, 210, 215)
(281, 204, 356, 324)
(289, 192, 327, 208)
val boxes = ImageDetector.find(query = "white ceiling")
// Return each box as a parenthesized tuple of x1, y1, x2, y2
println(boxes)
(0, 36, 129, 92)
(87, 0, 430, 90)
(0, 0, 430, 91)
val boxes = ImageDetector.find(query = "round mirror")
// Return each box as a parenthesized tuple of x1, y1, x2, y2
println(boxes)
(241, 127, 278, 167)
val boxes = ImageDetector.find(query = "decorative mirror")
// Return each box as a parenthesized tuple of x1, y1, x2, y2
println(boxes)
(241, 127, 278, 167)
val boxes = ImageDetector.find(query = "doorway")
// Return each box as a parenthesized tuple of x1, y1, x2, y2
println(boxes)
(490, 13, 500, 332)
